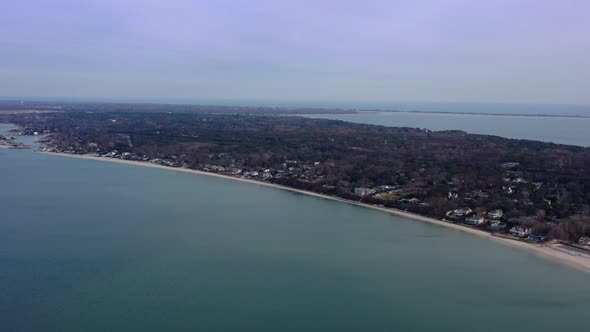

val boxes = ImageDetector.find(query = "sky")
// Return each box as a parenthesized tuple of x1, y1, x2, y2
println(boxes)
(1, 0, 589, 105)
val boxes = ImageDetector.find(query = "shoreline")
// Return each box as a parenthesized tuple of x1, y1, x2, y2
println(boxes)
(303, 110, 590, 122)
(41, 151, 590, 275)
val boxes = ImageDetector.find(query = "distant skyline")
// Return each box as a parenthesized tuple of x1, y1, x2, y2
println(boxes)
(1, 0, 589, 105)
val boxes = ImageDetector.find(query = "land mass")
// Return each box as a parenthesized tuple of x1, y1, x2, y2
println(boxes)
(2, 107, 590, 254)
(0, 100, 355, 115)
(0, 133, 30, 149)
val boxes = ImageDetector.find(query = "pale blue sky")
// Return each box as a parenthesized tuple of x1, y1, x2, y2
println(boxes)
(1, 0, 589, 104)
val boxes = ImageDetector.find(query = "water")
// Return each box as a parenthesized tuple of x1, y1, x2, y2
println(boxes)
(304, 111, 590, 147)
(320, 101, 590, 117)
(1, 123, 589, 331)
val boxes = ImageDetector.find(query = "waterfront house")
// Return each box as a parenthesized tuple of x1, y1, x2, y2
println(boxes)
(375, 185, 396, 193)
(579, 237, 590, 246)
(354, 187, 377, 196)
(452, 207, 472, 219)
(465, 215, 485, 225)
(509, 226, 531, 238)
(487, 209, 504, 219)
(489, 220, 507, 231)
(398, 197, 420, 206)
(228, 167, 242, 175)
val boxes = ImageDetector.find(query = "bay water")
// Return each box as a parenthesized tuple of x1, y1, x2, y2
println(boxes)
(1, 123, 589, 331)
(303, 111, 590, 147)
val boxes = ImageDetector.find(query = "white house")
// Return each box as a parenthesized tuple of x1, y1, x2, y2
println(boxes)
(509, 226, 531, 238)
(354, 187, 376, 196)
(487, 209, 504, 219)
(465, 215, 485, 225)
(489, 220, 507, 230)
(452, 207, 472, 218)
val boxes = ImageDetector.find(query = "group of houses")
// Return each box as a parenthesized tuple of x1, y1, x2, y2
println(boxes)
(445, 207, 552, 241)
(353, 185, 401, 197)
(446, 208, 504, 224)
(446, 207, 538, 235)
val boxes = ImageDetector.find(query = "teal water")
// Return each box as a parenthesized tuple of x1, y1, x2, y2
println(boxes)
(1, 124, 589, 331)
(304, 112, 590, 147)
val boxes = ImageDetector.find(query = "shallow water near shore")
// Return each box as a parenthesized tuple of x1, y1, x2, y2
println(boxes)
(1, 123, 590, 331)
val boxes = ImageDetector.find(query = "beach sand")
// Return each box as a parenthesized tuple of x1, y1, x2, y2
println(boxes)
(42, 152, 590, 275)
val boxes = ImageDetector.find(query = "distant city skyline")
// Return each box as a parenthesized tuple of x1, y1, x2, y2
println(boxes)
(1, 0, 589, 104)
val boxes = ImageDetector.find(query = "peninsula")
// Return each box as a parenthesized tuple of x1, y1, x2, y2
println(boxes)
(2, 107, 590, 270)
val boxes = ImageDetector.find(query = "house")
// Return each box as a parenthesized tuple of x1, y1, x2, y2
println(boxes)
(473, 190, 489, 199)
(509, 226, 531, 238)
(513, 177, 527, 184)
(465, 215, 485, 225)
(487, 209, 504, 219)
(354, 187, 376, 196)
(503, 186, 515, 195)
(578, 237, 590, 246)
(501, 162, 520, 169)
(489, 220, 507, 231)
(398, 198, 420, 206)
(104, 151, 118, 157)
(452, 207, 472, 219)
(375, 185, 396, 193)
(228, 167, 242, 175)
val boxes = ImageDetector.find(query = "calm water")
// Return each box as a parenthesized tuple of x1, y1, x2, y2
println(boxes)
(1, 123, 589, 331)
(304, 112, 590, 147)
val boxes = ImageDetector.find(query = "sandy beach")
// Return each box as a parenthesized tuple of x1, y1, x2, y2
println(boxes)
(42, 151, 590, 275)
